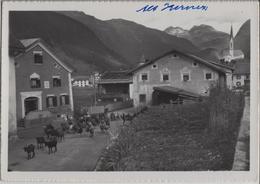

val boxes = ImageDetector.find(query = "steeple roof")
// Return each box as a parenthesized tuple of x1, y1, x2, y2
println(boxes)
(230, 25, 234, 39)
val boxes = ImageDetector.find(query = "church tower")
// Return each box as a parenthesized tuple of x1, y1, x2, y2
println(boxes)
(229, 25, 234, 58)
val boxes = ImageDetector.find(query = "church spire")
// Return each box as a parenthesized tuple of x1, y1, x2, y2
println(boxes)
(229, 24, 234, 59)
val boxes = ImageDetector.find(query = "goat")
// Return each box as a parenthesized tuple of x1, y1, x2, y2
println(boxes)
(36, 137, 45, 149)
(44, 138, 57, 154)
(23, 144, 35, 160)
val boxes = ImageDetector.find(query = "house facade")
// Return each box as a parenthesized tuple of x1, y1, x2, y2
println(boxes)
(14, 38, 74, 121)
(232, 60, 250, 88)
(130, 50, 232, 106)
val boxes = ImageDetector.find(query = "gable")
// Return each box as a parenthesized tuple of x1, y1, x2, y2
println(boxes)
(16, 41, 73, 73)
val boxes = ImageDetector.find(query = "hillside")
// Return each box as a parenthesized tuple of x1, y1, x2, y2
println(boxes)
(234, 20, 250, 59)
(9, 11, 129, 74)
(59, 11, 199, 65)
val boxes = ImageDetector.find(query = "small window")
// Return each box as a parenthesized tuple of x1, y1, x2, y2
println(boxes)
(152, 64, 158, 69)
(60, 95, 69, 105)
(182, 73, 190, 82)
(33, 51, 43, 64)
(53, 77, 61, 87)
(46, 96, 57, 108)
(245, 74, 250, 80)
(205, 73, 213, 80)
(236, 75, 241, 80)
(162, 74, 169, 81)
(141, 73, 148, 81)
(236, 82, 241, 87)
(192, 62, 198, 67)
(139, 94, 146, 103)
(30, 78, 41, 88)
(172, 54, 178, 58)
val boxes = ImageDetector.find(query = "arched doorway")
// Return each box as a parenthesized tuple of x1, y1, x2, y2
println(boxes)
(24, 97, 38, 115)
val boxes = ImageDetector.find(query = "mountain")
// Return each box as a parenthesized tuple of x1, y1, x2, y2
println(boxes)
(234, 20, 250, 59)
(165, 24, 230, 51)
(10, 11, 132, 75)
(164, 26, 191, 39)
(58, 12, 199, 65)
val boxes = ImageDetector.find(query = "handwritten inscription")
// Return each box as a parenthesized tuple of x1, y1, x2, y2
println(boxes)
(136, 3, 208, 13)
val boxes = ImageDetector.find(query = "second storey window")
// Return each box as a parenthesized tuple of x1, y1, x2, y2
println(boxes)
(31, 78, 41, 88)
(33, 51, 43, 64)
(236, 75, 241, 80)
(140, 73, 148, 81)
(53, 76, 61, 87)
(162, 74, 169, 82)
(46, 96, 57, 108)
(182, 73, 190, 82)
(60, 94, 70, 105)
(205, 72, 213, 80)
(30, 73, 41, 88)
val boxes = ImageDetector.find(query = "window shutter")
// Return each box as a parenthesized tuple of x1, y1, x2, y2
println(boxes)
(46, 97, 49, 108)
(65, 95, 69, 105)
(60, 96, 62, 106)
(53, 96, 57, 107)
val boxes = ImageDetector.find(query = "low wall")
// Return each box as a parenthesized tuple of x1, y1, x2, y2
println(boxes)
(105, 100, 133, 112)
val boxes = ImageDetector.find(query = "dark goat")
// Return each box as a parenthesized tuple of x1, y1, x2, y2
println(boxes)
(23, 144, 35, 160)
(44, 139, 57, 154)
(36, 137, 45, 149)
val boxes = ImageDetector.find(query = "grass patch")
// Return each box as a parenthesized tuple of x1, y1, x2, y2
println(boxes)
(97, 88, 245, 171)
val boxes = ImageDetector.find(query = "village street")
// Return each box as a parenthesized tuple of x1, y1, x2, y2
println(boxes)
(8, 119, 124, 171)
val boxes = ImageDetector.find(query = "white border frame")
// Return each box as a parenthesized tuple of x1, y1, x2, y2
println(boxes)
(1, 1, 259, 183)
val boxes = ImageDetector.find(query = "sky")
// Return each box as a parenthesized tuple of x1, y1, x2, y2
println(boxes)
(80, 1, 252, 35)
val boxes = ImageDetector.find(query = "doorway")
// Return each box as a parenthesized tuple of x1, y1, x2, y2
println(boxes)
(24, 97, 38, 115)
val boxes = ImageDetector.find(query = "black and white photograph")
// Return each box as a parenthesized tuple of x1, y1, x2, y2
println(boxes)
(1, 0, 259, 183)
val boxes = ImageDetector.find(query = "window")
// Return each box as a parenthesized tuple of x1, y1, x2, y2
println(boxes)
(139, 94, 146, 103)
(33, 51, 43, 64)
(192, 62, 198, 67)
(141, 73, 148, 81)
(205, 73, 213, 80)
(236, 82, 241, 87)
(182, 73, 190, 82)
(236, 75, 241, 80)
(152, 64, 158, 69)
(245, 74, 250, 80)
(60, 95, 70, 105)
(46, 96, 57, 108)
(30, 78, 41, 88)
(53, 76, 61, 87)
(162, 74, 169, 82)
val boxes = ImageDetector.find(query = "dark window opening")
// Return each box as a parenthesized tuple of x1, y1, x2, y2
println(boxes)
(205, 73, 212, 80)
(53, 77, 61, 87)
(60, 95, 70, 105)
(152, 64, 157, 69)
(46, 96, 57, 108)
(183, 74, 190, 82)
(141, 74, 148, 81)
(30, 78, 41, 88)
(163, 74, 169, 81)
(139, 94, 146, 103)
(34, 53, 43, 64)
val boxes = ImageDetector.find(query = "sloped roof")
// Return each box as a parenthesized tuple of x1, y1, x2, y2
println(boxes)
(20, 38, 40, 47)
(98, 71, 132, 84)
(153, 86, 200, 99)
(17, 38, 74, 73)
(233, 60, 250, 75)
(129, 49, 230, 74)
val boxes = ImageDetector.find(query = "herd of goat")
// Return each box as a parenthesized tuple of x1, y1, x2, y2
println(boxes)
(23, 106, 148, 160)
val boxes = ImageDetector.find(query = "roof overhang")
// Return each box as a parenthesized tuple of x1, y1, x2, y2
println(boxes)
(153, 86, 200, 99)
